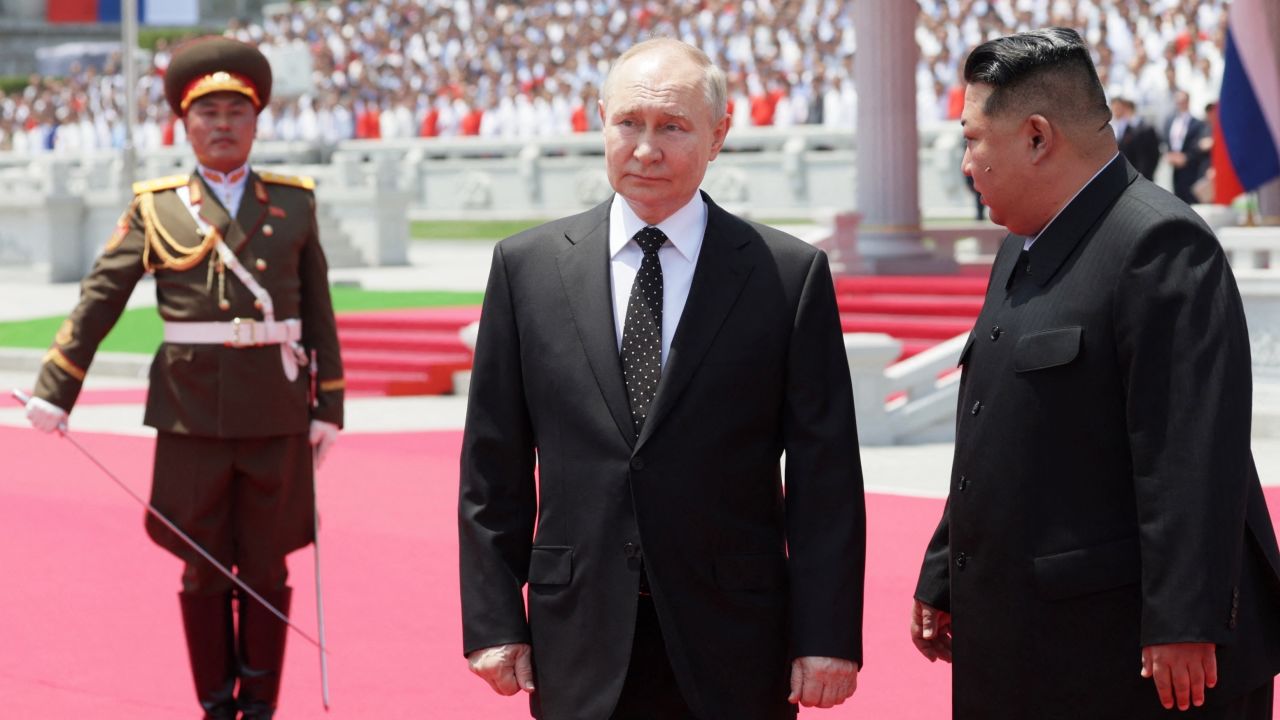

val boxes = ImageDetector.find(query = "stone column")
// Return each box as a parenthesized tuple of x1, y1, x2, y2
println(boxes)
(828, 0, 953, 275)
(1258, 178, 1280, 225)
(41, 160, 89, 283)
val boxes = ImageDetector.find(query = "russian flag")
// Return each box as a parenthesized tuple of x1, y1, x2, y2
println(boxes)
(47, 0, 197, 24)
(1219, 0, 1280, 193)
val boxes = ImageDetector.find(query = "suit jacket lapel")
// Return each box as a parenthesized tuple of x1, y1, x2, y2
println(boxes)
(637, 194, 754, 449)
(998, 234, 1027, 291)
(157, 175, 205, 240)
(1025, 156, 1135, 287)
(193, 172, 240, 250)
(193, 170, 271, 256)
(557, 200, 637, 447)
(234, 173, 271, 253)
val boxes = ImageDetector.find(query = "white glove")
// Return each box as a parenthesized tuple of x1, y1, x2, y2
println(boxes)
(25, 396, 68, 434)
(309, 419, 339, 468)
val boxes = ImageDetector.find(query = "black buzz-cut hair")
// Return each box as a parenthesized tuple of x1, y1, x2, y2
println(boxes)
(964, 27, 1110, 131)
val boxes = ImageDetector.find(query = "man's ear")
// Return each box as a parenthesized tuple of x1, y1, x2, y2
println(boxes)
(1026, 113, 1054, 164)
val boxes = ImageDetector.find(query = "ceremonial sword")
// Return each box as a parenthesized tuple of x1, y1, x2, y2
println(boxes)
(310, 347, 331, 709)
(9, 389, 327, 655)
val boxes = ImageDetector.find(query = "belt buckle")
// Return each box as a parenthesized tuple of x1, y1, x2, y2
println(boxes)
(229, 317, 258, 347)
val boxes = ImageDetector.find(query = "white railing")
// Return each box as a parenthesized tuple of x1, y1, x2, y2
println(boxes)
(0, 123, 979, 221)
(846, 332, 967, 445)
(1221, 226, 1280, 276)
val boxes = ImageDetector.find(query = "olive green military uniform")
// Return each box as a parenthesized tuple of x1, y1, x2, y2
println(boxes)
(33, 167, 345, 719)
(31, 34, 343, 719)
(35, 167, 344, 570)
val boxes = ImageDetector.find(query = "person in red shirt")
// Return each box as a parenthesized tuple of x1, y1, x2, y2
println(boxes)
(420, 101, 440, 137)
(459, 95, 484, 136)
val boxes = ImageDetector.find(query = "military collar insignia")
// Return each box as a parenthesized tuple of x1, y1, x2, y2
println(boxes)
(199, 165, 249, 186)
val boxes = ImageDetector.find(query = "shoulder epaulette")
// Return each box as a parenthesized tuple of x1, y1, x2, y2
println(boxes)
(132, 174, 189, 195)
(258, 171, 316, 191)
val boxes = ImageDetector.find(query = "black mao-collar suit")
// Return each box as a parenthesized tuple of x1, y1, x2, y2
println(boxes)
(916, 156, 1280, 719)
(459, 193, 865, 720)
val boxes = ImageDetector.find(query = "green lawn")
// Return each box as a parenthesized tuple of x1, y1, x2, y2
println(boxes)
(0, 286, 484, 354)
(410, 219, 551, 240)
(328, 286, 483, 311)
(410, 217, 826, 240)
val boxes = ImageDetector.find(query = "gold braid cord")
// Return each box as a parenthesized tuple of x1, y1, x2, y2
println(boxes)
(139, 192, 219, 272)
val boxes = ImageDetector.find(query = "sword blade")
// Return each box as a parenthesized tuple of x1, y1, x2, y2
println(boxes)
(313, 449, 332, 710)
(11, 389, 326, 652)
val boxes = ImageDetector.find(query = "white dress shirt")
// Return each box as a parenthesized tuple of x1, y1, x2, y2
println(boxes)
(1169, 112, 1190, 152)
(609, 192, 707, 367)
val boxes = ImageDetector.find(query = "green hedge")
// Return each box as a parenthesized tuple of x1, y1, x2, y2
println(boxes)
(137, 27, 204, 52)
(0, 75, 29, 95)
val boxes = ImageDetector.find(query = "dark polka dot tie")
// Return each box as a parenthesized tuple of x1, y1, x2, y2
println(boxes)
(620, 226, 666, 438)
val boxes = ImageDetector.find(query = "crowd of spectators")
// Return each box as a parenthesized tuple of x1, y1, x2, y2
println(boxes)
(0, 0, 1232, 155)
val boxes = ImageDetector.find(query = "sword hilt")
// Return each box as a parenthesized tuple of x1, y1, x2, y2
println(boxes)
(11, 388, 68, 434)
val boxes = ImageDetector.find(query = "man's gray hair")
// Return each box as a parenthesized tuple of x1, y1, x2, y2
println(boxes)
(603, 37, 728, 122)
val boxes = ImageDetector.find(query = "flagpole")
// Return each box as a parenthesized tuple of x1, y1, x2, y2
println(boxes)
(121, 0, 138, 189)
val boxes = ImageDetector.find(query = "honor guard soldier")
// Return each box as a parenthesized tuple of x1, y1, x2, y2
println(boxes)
(22, 36, 344, 720)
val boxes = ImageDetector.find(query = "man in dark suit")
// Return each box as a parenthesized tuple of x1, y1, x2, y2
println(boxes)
(1112, 96, 1160, 180)
(1164, 89, 1209, 204)
(22, 37, 344, 719)
(459, 38, 865, 720)
(910, 28, 1280, 720)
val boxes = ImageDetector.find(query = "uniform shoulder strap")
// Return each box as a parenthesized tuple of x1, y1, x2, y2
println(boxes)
(131, 174, 189, 195)
(257, 171, 316, 191)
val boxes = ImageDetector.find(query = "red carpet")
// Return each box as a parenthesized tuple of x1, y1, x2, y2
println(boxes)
(2, 425, 1274, 718)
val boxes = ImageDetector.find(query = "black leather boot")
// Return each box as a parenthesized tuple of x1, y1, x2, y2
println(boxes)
(178, 592, 238, 720)
(236, 586, 291, 720)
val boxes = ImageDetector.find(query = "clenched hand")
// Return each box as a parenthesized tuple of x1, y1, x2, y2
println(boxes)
(468, 643, 536, 695)
(309, 419, 339, 468)
(788, 655, 859, 708)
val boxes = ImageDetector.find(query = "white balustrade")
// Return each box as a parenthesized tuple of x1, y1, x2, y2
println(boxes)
(845, 332, 967, 446)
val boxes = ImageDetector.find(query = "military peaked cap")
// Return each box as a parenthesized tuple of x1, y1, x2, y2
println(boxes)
(164, 36, 272, 116)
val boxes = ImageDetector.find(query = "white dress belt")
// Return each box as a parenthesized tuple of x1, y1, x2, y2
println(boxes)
(163, 318, 302, 347)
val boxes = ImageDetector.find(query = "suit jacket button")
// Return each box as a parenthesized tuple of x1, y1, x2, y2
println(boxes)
(956, 552, 968, 570)
(622, 541, 638, 557)
(970, 401, 982, 416)
(630, 457, 645, 471)
(990, 326, 1002, 341)
(957, 475, 968, 491)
